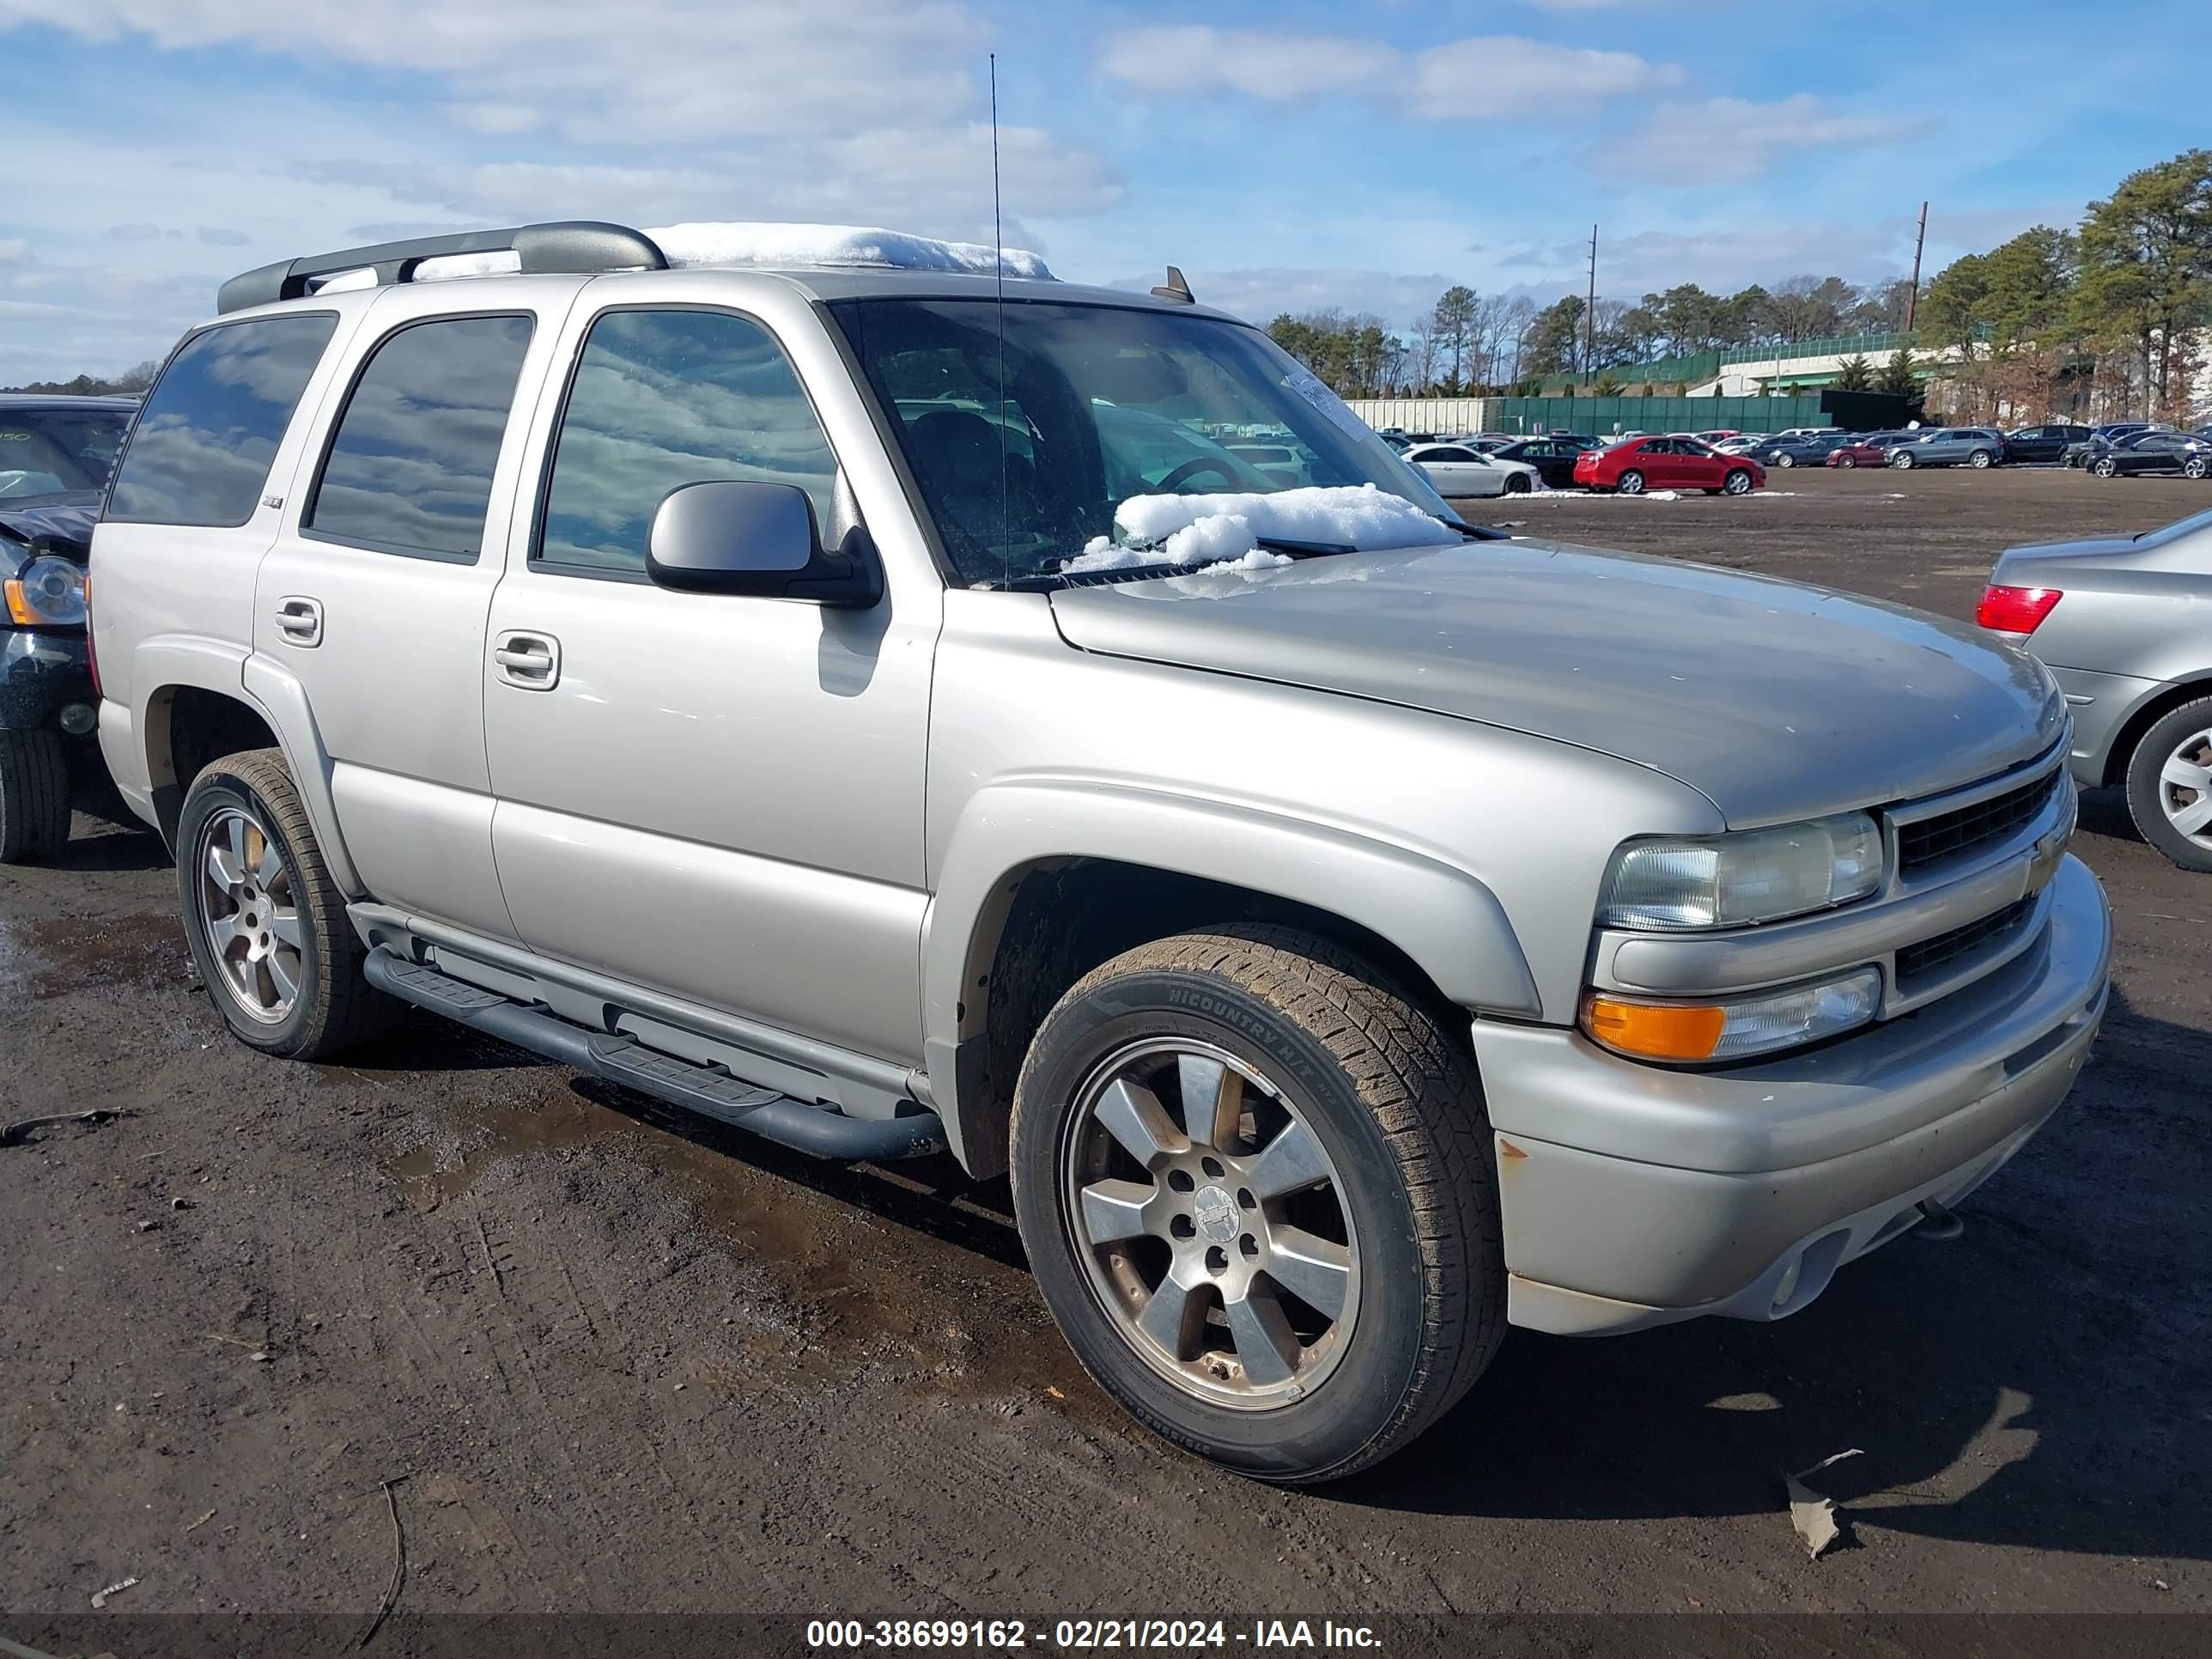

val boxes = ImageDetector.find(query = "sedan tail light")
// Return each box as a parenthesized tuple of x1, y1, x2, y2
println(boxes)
(1976, 584, 2063, 635)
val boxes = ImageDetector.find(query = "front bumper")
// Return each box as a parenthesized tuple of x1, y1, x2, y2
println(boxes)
(0, 628, 94, 732)
(1475, 854, 2111, 1335)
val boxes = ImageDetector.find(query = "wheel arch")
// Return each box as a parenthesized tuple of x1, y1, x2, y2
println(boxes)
(2102, 673, 2212, 789)
(923, 783, 1539, 1176)
(129, 641, 362, 895)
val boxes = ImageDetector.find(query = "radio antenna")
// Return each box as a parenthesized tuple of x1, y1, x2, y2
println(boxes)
(990, 51, 1009, 580)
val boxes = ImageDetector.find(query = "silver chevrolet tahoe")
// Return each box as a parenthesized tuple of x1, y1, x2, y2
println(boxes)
(88, 221, 2111, 1483)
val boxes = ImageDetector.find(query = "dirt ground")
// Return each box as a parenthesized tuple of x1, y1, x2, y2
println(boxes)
(2, 466, 2206, 1639)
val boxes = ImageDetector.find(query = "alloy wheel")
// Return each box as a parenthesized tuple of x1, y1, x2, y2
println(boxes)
(1060, 1038, 1359, 1409)
(194, 805, 304, 1024)
(2159, 729, 2212, 848)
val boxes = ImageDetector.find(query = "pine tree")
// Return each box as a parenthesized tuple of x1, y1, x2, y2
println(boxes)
(1836, 354, 1875, 391)
(1875, 349, 1919, 396)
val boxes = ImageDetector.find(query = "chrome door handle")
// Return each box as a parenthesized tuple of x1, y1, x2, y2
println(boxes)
(493, 630, 560, 690)
(274, 596, 323, 647)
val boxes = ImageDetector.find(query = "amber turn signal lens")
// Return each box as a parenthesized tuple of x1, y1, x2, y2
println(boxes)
(3, 578, 33, 627)
(1581, 994, 1727, 1062)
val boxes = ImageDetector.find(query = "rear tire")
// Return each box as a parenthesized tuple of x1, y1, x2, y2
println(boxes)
(0, 727, 72, 863)
(1009, 925, 1504, 1483)
(2125, 698, 2212, 874)
(1969, 448, 1993, 468)
(176, 749, 387, 1059)
(1616, 470, 1645, 495)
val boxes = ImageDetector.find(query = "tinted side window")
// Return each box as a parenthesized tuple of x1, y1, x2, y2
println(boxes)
(538, 309, 838, 574)
(306, 314, 534, 561)
(107, 313, 337, 526)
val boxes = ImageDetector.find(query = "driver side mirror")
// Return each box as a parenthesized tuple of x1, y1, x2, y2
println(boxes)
(645, 480, 881, 607)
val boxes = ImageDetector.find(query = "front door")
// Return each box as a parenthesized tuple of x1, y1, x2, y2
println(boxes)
(255, 282, 572, 939)
(481, 298, 937, 1065)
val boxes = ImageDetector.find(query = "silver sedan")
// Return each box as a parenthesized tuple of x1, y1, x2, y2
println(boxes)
(1982, 505, 2212, 871)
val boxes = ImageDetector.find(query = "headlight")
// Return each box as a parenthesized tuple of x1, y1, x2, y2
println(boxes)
(4, 556, 88, 627)
(1583, 967, 1882, 1064)
(1599, 811, 1885, 931)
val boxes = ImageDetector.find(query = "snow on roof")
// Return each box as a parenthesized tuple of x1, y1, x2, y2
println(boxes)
(362, 222, 1055, 289)
(1064, 483, 1460, 574)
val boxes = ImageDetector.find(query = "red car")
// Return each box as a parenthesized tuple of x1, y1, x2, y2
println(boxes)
(1571, 435, 1764, 495)
(1825, 434, 1905, 469)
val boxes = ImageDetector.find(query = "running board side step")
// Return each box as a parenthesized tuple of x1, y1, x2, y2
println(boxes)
(362, 948, 946, 1161)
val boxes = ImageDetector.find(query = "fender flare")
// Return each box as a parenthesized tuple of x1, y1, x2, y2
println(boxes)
(130, 636, 364, 896)
(921, 779, 1541, 1164)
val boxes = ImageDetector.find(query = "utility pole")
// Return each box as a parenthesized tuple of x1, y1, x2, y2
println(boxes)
(1583, 223, 1598, 380)
(1904, 201, 1928, 331)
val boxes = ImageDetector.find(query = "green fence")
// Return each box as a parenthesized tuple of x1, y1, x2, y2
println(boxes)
(1486, 395, 1826, 438)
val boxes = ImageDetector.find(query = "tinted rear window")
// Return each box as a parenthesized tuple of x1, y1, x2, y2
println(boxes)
(305, 313, 533, 561)
(107, 313, 337, 526)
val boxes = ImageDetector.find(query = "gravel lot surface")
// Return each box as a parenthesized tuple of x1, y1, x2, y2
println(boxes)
(3, 465, 2204, 1638)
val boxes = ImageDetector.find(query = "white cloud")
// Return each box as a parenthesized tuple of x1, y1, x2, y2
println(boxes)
(1097, 26, 1680, 119)
(0, 239, 28, 264)
(1095, 26, 1399, 100)
(196, 225, 252, 246)
(1601, 96, 1929, 183)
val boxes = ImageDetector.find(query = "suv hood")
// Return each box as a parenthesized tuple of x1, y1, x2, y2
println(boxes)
(1047, 539, 2063, 826)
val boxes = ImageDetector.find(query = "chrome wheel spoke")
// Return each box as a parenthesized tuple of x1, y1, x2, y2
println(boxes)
(1079, 1178, 1156, 1244)
(2160, 750, 2212, 793)
(1135, 1273, 1207, 1360)
(1092, 1077, 1184, 1170)
(207, 838, 243, 892)
(1247, 1120, 1329, 1200)
(1176, 1052, 1242, 1149)
(1223, 1286, 1300, 1389)
(1265, 1226, 1352, 1321)
(253, 836, 284, 888)
(2171, 793, 2212, 836)
(264, 948, 301, 1007)
(267, 908, 303, 950)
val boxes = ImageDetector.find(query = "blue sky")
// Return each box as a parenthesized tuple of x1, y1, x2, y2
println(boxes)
(1, 0, 2198, 381)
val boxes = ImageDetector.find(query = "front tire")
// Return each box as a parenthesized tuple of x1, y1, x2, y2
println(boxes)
(1723, 468, 1753, 495)
(2094, 457, 2118, 478)
(2185, 457, 2208, 481)
(1009, 926, 1504, 1483)
(1838, 454, 1857, 469)
(177, 749, 386, 1059)
(0, 727, 72, 863)
(1892, 450, 1917, 469)
(1504, 473, 1531, 495)
(2125, 698, 2212, 873)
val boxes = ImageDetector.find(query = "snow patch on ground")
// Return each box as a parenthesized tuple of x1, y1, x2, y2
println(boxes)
(392, 222, 1053, 287)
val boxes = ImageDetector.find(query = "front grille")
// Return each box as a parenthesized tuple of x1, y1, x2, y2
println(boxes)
(1895, 896, 2037, 984)
(1896, 769, 2058, 876)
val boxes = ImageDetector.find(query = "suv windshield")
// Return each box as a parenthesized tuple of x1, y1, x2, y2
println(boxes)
(830, 299, 1456, 587)
(0, 404, 132, 501)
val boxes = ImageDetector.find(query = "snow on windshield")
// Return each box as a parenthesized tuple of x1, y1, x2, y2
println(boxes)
(1063, 483, 1462, 574)
(393, 222, 1053, 286)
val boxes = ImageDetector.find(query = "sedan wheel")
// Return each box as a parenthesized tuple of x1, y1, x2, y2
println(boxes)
(1723, 469, 1753, 495)
(1969, 449, 1993, 468)
(2094, 458, 2118, 478)
(2185, 458, 2209, 481)
(2127, 698, 2212, 872)
(1892, 451, 1916, 469)
(1616, 470, 1645, 495)
(1775, 453, 1795, 468)
(1838, 455, 1857, 469)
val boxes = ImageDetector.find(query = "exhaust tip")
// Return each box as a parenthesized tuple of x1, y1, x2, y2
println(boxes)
(1916, 1195, 1966, 1242)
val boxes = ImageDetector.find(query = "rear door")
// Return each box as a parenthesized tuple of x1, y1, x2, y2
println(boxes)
(253, 279, 580, 939)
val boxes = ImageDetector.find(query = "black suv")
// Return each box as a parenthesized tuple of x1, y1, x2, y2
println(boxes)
(2002, 422, 2092, 465)
(1, 394, 136, 860)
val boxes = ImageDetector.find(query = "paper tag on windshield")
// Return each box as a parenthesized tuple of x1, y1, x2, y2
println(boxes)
(1285, 369, 1374, 441)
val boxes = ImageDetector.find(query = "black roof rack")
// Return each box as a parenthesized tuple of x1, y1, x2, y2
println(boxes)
(216, 221, 668, 315)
